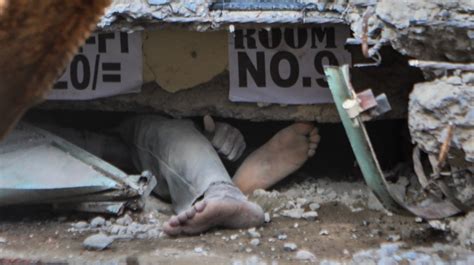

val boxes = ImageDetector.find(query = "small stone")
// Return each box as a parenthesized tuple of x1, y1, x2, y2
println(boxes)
(230, 234, 239, 240)
(194, 247, 206, 255)
(296, 198, 309, 207)
(72, 221, 88, 229)
(319, 230, 329, 236)
(378, 243, 400, 257)
(309, 203, 320, 211)
(281, 208, 304, 219)
(250, 239, 260, 246)
(371, 229, 382, 237)
(428, 220, 447, 231)
(343, 249, 350, 255)
(116, 214, 133, 226)
(83, 233, 113, 251)
(283, 242, 298, 252)
(387, 234, 401, 242)
(264, 213, 271, 223)
(0, 237, 7, 244)
(294, 223, 299, 228)
(362, 220, 369, 226)
(109, 225, 124, 235)
(90, 217, 106, 228)
(302, 211, 318, 221)
(377, 257, 398, 265)
(415, 217, 423, 223)
(295, 250, 317, 262)
(245, 248, 253, 253)
(268, 238, 276, 243)
(401, 251, 418, 260)
(247, 228, 261, 238)
(277, 234, 287, 240)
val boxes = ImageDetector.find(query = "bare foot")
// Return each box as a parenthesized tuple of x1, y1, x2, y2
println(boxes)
(233, 123, 320, 194)
(163, 183, 264, 236)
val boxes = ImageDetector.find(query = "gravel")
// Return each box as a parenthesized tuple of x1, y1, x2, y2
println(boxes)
(90, 217, 106, 228)
(264, 212, 271, 223)
(247, 228, 261, 238)
(250, 239, 260, 246)
(116, 214, 133, 226)
(295, 249, 317, 262)
(83, 233, 114, 251)
(302, 211, 318, 221)
(319, 230, 329, 236)
(309, 203, 321, 211)
(283, 242, 298, 252)
(72, 221, 88, 230)
(280, 208, 304, 219)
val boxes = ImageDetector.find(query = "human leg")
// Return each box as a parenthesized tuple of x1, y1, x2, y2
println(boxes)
(233, 123, 320, 194)
(119, 115, 264, 236)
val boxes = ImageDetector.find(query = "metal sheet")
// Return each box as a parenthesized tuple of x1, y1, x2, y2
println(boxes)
(0, 123, 156, 213)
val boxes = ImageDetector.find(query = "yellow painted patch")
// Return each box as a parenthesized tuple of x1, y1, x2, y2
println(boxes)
(143, 28, 228, 93)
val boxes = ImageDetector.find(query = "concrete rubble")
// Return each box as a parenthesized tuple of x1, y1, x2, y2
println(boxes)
(0, 177, 471, 263)
(69, 211, 164, 242)
(83, 233, 114, 251)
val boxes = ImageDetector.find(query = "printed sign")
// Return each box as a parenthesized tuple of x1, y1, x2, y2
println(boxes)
(229, 26, 351, 104)
(47, 32, 143, 100)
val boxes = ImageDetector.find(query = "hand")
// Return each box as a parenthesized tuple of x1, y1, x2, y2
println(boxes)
(203, 115, 246, 162)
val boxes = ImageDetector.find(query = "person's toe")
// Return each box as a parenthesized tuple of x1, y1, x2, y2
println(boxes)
(163, 222, 181, 236)
(168, 215, 180, 227)
(194, 201, 207, 212)
(185, 207, 196, 219)
(177, 212, 189, 223)
(309, 128, 319, 140)
(293, 123, 314, 135)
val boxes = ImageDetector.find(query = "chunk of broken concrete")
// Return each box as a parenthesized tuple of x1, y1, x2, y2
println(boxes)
(309, 203, 320, 211)
(302, 211, 318, 221)
(83, 233, 114, 251)
(90, 216, 106, 228)
(116, 214, 133, 226)
(295, 250, 317, 262)
(250, 238, 260, 246)
(283, 242, 298, 252)
(281, 208, 304, 219)
(72, 221, 89, 230)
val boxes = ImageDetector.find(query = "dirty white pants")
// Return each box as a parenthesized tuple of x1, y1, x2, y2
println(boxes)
(119, 115, 234, 213)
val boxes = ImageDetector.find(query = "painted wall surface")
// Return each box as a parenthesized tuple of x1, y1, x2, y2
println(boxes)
(143, 28, 228, 93)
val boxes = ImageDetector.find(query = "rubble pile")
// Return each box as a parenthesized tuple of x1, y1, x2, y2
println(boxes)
(70, 211, 165, 250)
(345, 243, 474, 265)
(250, 177, 380, 216)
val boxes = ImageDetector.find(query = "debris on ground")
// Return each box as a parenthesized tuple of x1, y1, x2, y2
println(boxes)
(69, 211, 164, 240)
(283, 242, 298, 252)
(83, 233, 114, 251)
(0, 177, 472, 263)
(449, 212, 474, 247)
(295, 249, 317, 262)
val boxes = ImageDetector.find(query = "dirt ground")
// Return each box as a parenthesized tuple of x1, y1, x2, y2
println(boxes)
(0, 177, 472, 265)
